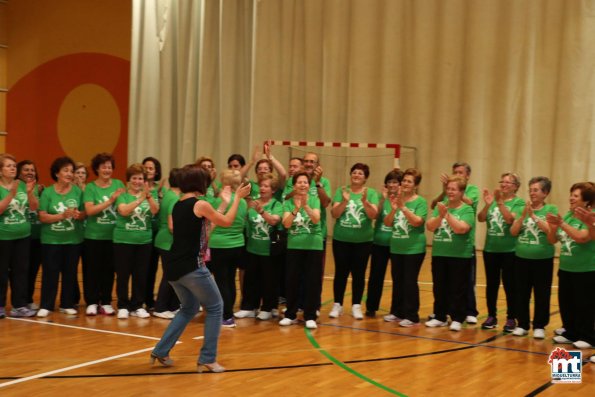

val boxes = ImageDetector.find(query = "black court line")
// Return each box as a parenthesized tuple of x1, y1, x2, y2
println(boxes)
(525, 359, 592, 396)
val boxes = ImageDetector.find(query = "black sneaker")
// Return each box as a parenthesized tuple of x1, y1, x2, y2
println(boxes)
(503, 318, 516, 333)
(365, 310, 376, 318)
(481, 316, 498, 329)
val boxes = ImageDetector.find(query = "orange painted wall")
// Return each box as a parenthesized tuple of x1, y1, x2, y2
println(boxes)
(6, 0, 131, 185)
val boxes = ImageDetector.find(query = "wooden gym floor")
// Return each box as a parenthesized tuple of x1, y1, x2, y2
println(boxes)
(1, 248, 592, 396)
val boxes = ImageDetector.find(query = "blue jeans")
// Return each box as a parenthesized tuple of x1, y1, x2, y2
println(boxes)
(152, 266, 223, 364)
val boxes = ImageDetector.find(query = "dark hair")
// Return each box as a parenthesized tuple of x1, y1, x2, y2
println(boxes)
(403, 168, 422, 186)
(126, 163, 146, 181)
(350, 163, 370, 179)
(50, 156, 76, 182)
(227, 154, 246, 167)
(570, 182, 595, 207)
(255, 159, 273, 173)
(384, 169, 404, 184)
(142, 156, 162, 181)
(528, 176, 552, 195)
(292, 171, 312, 186)
(289, 157, 303, 164)
(179, 164, 210, 194)
(168, 168, 182, 188)
(452, 162, 472, 175)
(91, 153, 115, 176)
(17, 160, 38, 182)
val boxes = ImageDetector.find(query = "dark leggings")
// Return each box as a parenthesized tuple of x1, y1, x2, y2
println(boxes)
(0, 237, 31, 308)
(514, 256, 553, 330)
(483, 251, 516, 319)
(392, 252, 426, 322)
(83, 239, 115, 306)
(208, 246, 245, 320)
(366, 244, 391, 313)
(332, 240, 372, 306)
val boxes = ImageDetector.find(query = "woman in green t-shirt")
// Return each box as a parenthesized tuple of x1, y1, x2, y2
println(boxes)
(426, 176, 475, 332)
(0, 154, 38, 318)
(82, 153, 125, 316)
(477, 172, 524, 332)
(113, 163, 159, 319)
(142, 156, 163, 311)
(37, 156, 85, 318)
(329, 163, 379, 320)
(510, 176, 557, 339)
(546, 182, 595, 349)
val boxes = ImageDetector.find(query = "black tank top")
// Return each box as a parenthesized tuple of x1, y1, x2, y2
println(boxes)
(164, 197, 206, 281)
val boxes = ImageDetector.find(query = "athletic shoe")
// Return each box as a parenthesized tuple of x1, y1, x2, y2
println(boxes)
(85, 304, 98, 316)
(153, 311, 175, 319)
(271, 308, 280, 317)
(365, 310, 376, 318)
(130, 308, 150, 318)
(481, 316, 498, 329)
(59, 307, 77, 315)
(117, 309, 129, 319)
(590, 355, 595, 363)
(36, 309, 50, 318)
(512, 327, 528, 336)
(352, 304, 363, 320)
(383, 314, 402, 322)
(425, 319, 448, 328)
(329, 303, 343, 318)
(503, 319, 516, 333)
(0, 307, 5, 319)
(27, 303, 39, 310)
(10, 307, 37, 318)
(100, 305, 116, 315)
(465, 315, 478, 324)
(234, 310, 256, 319)
(553, 335, 573, 344)
(256, 311, 272, 320)
(450, 321, 462, 331)
(221, 318, 236, 328)
(573, 340, 592, 349)
(533, 328, 545, 339)
(305, 320, 317, 329)
(399, 319, 419, 328)
(279, 317, 298, 326)
(427, 313, 436, 321)
(554, 327, 566, 336)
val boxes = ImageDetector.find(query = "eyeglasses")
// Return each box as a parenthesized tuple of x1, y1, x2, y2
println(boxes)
(499, 181, 514, 185)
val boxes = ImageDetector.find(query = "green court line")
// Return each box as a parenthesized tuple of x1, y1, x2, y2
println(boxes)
(305, 329, 408, 397)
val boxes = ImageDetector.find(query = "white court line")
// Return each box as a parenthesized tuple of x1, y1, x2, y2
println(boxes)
(192, 336, 205, 340)
(0, 347, 154, 388)
(7, 317, 161, 340)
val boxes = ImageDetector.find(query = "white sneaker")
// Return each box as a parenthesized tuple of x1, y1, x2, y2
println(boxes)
(279, 317, 298, 326)
(591, 354, 595, 363)
(305, 320, 317, 329)
(131, 308, 150, 318)
(533, 328, 545, 339)
(329, 303, 343, 318)
(465, 316, 478, 324)
(553, 335, 572, 344)
(101, 305, 115, 315)
(352, 304, 363, 320)
(117, 309, 129, 319)
(399, 319, 419, 328)
(256, 311, 272, 320)
(59, 307, 77, 315)
(573, 340, 593, 349)
(36, 308, 50, 318)
(450, 321, 462, 331)
(271, 308, 279, 317)
(512, 327, 528, 336)
(554, 327, 566, 336)
(153, 311, 175, 319)
(234, 310, 256, 319)
(85, 304, 98, 316)
(425, 318, 448, 327)
(384, 314, 400, 322)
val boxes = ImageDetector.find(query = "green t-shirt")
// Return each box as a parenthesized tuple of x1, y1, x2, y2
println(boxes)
(149, 185, 161, 233)
(557, 211, 595, 272)
(284, 177, 331, 238)
(113, 193, 153, 244)
(28, 185, 43, 239)
(39, 184, 84, 244)
(0, 181, 31, 240)
(208, 193, 248, 248)
(332, 187, 379, 243)
(514, 204, 558, 259)
(154, 189, 180, 251)
(390, 195, 428, 255)
(373, 199, 393, 246)
(483, 196, 525, 253)
(83, 179, 126, 240)
(431, 204, 475, 258)
(246, 199, 283, 256)
(283, 196, 323, 250)
(206, 180, 222, 200)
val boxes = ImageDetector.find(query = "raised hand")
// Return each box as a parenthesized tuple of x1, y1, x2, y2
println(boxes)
(437, 202, 448, 218)
(220, 185, 232, 203)
(236, 182, 251, 199)
(574, 206, 595, 225)
(493, 189, 502, 203)
(482, 188, 494, 205)
(313, 165, 323, 182)
(341, 186, 350, 203)
(440, 173, 449, 187)
(546, 212, 562, 227)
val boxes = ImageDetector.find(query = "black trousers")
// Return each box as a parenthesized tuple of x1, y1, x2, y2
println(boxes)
(0, 237, 31, 308)
(83, 239, 115, 306)
(366, 244, 391, 313)
(144, 238, 160, 308)
(431, 256, 471, 323)
(27, 238, 42, 304)
(483, 251, 516, 319)
(154, 249, 180, 312)
(392, 252, 426, 322)
(209, 246, 245, 320)
(332, 239, 372, 306)
(558, 269, 595, 345)
(40, 243, 82, 310)
(514, 256, 553, 330)
(241, 253, 280, 312)
(285, 249, 323, 321)
(114, 243, 152, 311)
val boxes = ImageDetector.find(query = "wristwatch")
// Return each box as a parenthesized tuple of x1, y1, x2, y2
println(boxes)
(315, 183, 322, 188)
